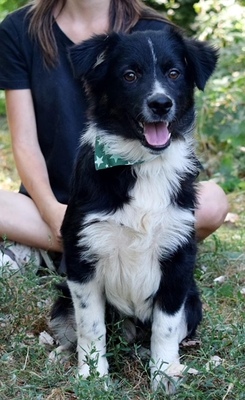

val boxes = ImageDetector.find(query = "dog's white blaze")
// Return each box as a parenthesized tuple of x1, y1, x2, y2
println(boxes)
(147, 38, 157, 79)
(147, 39, 169, 102)
(151, 80, 168, 96)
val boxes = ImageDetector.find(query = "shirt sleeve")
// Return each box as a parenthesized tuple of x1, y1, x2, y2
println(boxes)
(0, 13, 31, 90)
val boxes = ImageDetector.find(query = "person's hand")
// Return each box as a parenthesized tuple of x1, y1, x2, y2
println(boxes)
(41, 201, 67, 250)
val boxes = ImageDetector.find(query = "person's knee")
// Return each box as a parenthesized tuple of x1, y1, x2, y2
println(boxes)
(196, 181, 229, 240)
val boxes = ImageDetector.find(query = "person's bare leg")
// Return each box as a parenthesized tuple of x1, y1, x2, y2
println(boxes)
(0, 190, 62, 252)
(0, 181, 229, 252)
(195, 181, 229, 241)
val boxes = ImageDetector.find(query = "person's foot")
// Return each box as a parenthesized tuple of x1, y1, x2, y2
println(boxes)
(0, 241, 41, 275)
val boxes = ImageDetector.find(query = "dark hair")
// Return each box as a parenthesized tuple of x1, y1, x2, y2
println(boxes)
(28, 0, 170, 67)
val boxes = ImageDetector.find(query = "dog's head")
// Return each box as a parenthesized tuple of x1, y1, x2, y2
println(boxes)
(69, 26, 218, 155)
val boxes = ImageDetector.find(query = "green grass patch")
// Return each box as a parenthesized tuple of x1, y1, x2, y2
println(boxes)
(0, 191, 244, 399)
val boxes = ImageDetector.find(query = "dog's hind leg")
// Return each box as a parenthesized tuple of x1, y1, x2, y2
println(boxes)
(49, 281, 77, 350)
(185, 279, 203, 337)
(67, 279, 109, 378)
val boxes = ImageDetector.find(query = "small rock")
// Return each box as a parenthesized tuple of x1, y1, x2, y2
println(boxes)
(39, 331, 54, 346)
(213, 275, 226, 284)
(240, 287, 245, 295)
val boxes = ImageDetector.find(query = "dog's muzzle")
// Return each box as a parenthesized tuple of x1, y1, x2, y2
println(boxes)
(138, 93, 173, 152)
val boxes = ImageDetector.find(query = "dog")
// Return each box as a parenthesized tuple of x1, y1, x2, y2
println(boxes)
(49, 25, 218, 393)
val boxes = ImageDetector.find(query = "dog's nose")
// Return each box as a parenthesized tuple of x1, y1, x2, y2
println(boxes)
(147, 94, 173, 116)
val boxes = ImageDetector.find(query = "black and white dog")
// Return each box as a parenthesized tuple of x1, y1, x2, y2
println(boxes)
(50, 25, 218, 393)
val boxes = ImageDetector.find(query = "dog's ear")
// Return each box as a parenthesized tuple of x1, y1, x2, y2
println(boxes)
(69, 33, 121, 80)
(184, 38, 219, 91)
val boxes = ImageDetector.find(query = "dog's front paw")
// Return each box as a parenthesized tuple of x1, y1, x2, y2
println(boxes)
(78, 356, 109, 378)
(97, 356, 109, 377)
(151, 362, 185, 394)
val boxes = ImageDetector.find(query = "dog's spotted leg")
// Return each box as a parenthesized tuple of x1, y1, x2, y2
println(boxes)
(150, 304, 187, 394)
(67, 280, 108, 378)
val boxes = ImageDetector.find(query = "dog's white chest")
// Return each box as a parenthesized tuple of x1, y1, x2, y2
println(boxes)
(78, 156, 194, 320)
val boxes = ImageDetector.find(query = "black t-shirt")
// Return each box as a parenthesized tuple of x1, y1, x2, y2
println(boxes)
(0, 6, 168, 203)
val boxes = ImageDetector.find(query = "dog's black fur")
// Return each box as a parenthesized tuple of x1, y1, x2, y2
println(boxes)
(50, 26, 218, 393)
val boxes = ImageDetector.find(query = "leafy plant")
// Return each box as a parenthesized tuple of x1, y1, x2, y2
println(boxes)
(194, 0, 245, 192)
(0, 0, 244, 191)
(0, 195, 245, 399)
(145, 0, 197, 31)
(0, 0, 26, 12)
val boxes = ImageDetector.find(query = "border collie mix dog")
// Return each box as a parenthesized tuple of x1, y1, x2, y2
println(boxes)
(50, 25, 218, 393)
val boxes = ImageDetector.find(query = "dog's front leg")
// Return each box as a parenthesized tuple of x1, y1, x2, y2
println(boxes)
(67, 280, 108, 378)
(150, 304, 187, 393)
(150, 243, 197, 394)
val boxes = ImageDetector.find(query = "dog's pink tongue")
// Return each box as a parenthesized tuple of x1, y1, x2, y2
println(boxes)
(144, 122, 170, 146)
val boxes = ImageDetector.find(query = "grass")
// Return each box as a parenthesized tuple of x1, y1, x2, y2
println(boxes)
(0, 119, 245, 399)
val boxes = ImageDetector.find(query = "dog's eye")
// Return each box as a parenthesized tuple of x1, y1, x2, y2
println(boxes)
(123, 70, 137, 83)
(168, 69, 180, 80)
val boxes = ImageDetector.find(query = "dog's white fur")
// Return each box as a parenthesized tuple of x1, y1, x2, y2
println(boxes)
(61, 124, 197, 389)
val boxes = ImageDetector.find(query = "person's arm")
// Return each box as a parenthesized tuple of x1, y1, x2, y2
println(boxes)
(5, 89, 66, 247)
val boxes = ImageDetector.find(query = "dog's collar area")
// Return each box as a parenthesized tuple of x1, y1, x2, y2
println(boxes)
(94, 137, 143, 170)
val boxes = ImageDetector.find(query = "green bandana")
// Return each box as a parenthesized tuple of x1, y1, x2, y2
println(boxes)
(94, 137, 142, 170)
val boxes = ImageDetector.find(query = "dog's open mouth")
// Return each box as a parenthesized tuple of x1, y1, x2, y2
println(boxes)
(140, 122, 171, 151)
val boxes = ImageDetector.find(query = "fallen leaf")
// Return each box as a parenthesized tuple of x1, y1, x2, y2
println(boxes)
(213, 275, 226, 284)
(224, 212, 239, 224)
(181, 339, 202, 347)
(165, 363, 199, 377)
(39, 331, 55, 346)
(205, 355, 223, 371)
